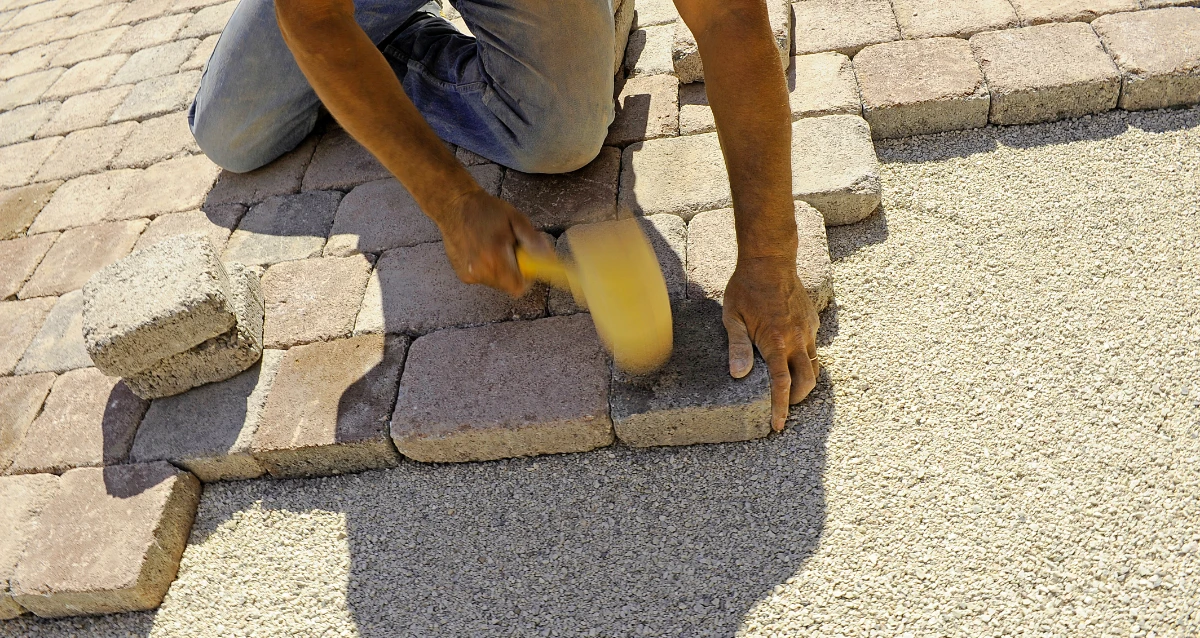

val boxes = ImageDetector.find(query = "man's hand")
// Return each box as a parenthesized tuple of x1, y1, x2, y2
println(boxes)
(438, 188, 552, 297)
(723, 256, 820, 432)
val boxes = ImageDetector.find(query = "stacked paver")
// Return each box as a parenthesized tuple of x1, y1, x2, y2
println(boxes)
(2, 0, 1200, 623)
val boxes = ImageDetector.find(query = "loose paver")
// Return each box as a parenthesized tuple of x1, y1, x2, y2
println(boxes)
(117, 154, 221, 219)
(48, 27, 128, 69)
(0, 101, 57, 145)
(111, 111, 200, 169)
(606, 74, 679, 146)
(129, 350, 283, 482)
(28, 169, 141, 233)
(133, 205, 243, 251)
(0, 137, 59, 189)
(672, 0, 789, 83)
(111, 13, 191, 54)
(108, 70, 202, 123)
(610, 300, 772, 447)
(261, 254, 373, 349)
(855, 37, 990, 139)
(0, 68, 63, 111)
(181, 33, 217, 71)
(791, 0, 900, 56)
(250, 334, 406, 478)
(0, 181, 58, 238)
(500, 146, 620, 232)
(41, 54, 128, 100)
(392, 315, 612, 462)
(123, 262, 264, 399)
(0, 473, 59, 619)
(686, 202, 834, 311)
(0, 297, 55, 374)
(10, 462, 200, 617)
(0, 41, 65, 81)
(34, 121, 137, 181)
(892, 0, 1018, 39)
(0, 373, 55, 475)
(0, 232, 56, 299)
(178, 0, 234, 38)
(19, 219, 146, 298)
(301, 127, 391, 191)
(624, 25, 673, 77)
(971, 22, 1121, 125)
(205, 137, 318, 206)
(1092, 8, 1200, 111)
(221, 190, 342, 266)
(324, 164, 498, 256)
(1008, 0, 1138, 25)
(36, 85, 134, 138)
(354, 241, 546, 335)
(5, 367, 148, 475)
(109, 38, 198, 86)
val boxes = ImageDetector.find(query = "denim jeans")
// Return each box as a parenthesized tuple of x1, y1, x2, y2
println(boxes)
(189, 0, 615, 174)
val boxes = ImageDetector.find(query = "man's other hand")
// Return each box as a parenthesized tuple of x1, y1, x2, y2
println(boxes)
(723, 256, 820, 432)
(438, 189, 552, 297)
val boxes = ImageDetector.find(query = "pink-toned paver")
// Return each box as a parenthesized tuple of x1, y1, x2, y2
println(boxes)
(0, 373, 56, 475)
(392, 315, 614, 463)
(301, 126, 391, 191)
(27, 169, 142, 233)
(500, 146, 621, 232)
(10, 463, 200, 617)
(0, 181, 59, 238)
(607, 74, 679, 147)
(0, 297, 55, 375)
(1008, 0, 1138, 25)
(1092, 7, 1200, 111)
(10, 292, 90, 376)
(892, 0, 1018, 39)
(111, 111, 200, 169)
(791, 0, 900, 56)
(204, 136, 318, 206)
(0, 232, 57, 299)
(261, 254, 373, 349)
(0, 473, 59, 619)
(19, 219, 146, 298)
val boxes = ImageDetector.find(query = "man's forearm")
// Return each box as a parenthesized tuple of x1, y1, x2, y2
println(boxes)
(275, 0, 477, 224)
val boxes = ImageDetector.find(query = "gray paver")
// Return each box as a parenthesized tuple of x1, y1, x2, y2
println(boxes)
(47, 26, 128, 68)
(0, 297, 55, 374)
(354, 241, 546, 335)
(5, 367, 148, 475)
(110, 110, 199, 168)
(82, 233, 235, 377)
(0, 232, 56, 299)
(129, 350, 283, 482)
(0, 373, 55, 475)
(619, 132, 729, 219)
(0, 473, 59, 619)
(110, 13, 190, 53)
(123, 262, 264, 399)
(109, 38, 198, 86)
(178, 0, 234, 38)
(610, 300, 771, 447)
(181, 32, 217, 71)
(28, 169, 142, 233)
(892, 0, 1018, 39)
(0, 101, 58, 145)
(10, 462, 200, 617)
(613, 0, 635, 76)
(34, 121, 137, 181)
(606, 74, 679, 146)
(18, 218, 146, 298)
(0, 181, 58, 239)
(251, 334, 406, 478)
(792, 0, 900, 56)
(0, 137, 58, 189)
(36, 85, 133, 138)
(392, 315, 613, 463)
(324, 163, 499, 256)
(221, 190, 342, 266)
(41, 54, 127, 100)
(0, 68, 62, 111)
(133, 205, 243, 252)
(262, 254, 373, 349)
(455, 145, 491, 167)
(11, 291, 91, 375)
(855, 37, 990, 139)
(500, 146, 620, 232)
(1009, 0, 1138, 25)
(301, 127, 391, 191)
(970, 22, 1121, 125)
(116, 154, 221, 219)
(1092, 7, 1200, 111)
(108, 70, 202, 123)
(624, 25, 673, 77)
(204, 135, 318, 206)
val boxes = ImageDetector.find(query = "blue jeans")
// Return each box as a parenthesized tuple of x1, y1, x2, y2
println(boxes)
(189, 0, 615, 174)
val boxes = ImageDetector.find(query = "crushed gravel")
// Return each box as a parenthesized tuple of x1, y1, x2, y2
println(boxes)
(5, 107, 1199, 637)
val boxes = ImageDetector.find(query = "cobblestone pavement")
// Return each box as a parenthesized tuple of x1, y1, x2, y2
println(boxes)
(1, 0, 1199, 631)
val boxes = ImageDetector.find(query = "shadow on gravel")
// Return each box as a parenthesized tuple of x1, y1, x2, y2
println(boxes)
(1128, 105, 1200, 133)
(825, 208, 889, 263)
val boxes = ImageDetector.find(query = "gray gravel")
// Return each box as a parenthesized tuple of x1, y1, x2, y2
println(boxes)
(5, 107, 1200, 637)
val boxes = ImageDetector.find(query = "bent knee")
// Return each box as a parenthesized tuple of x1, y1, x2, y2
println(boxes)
(507, 113, 610, 174)
(189, 99, 313, 174)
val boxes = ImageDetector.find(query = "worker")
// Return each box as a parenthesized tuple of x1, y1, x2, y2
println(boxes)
(188, 0, 820, 432)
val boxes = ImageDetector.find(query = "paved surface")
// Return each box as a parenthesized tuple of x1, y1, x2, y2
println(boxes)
(4, 107, 1197, 637)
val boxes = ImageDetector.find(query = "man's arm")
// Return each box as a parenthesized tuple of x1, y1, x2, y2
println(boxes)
(674, 0, 821, 431)
(275, 0, 548, 295)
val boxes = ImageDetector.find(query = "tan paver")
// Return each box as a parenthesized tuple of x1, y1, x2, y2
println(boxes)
(28, 169, 142, 233)
(41, 54, 128, 100)
(855, 37, 989, 139)
(792, 0, 900, 56)
(111, 12, 191, 53)
(5, 367, 148, 475)
(624, 24, 674, 77)
(109, 38, 198, 86)
(606, 74, 679, 147)
(0, 19, 70, 56)
(59, 4, 125, 40)
(0, 297, 55, 374)
(133, 205, 243, 251)
(0, 232, 56, 299)
(116, 154, 220, 219)
(1092, 7, 1200, 111)
(262, 254, 373, 349)
(501, 146, 620, 232)
(0, 136, 59, 189)
(637, 0, 678, 26)
(34, 121, 137, 181)
(392, 315, 613, 463)
(610, 300, 771, 447)
(251, 334, 406, 478)
(178, 0, 234, 38)
(325, 164, 498, 257)
(0, 68, 63, 111)
(221, 191, 342, 266)
(0, 101, 59, 145)
(0, 373, 55, 474)
(0, 473, 59, 619)
(0, 41, 65, 81)
(181, 32, 217, 71)
(11, 291, 91, 375)
(686, 202, 834, 311)
(48, 26, 128, 68)
(36, 85, 133, 138)
(354, 241, 546, 335)
(1009, 0, 1138, 25)
(204, 135, 318, 206)
(0, 181, 58, 238)
(6, 2, 59, 31)
(893, 0, 1018, 39)
(174, 0, 228, 11)
(111, 110, 199, 168)
(301, 127, 391, 191)
(112, 0, 173, 26)
(108, 70, 201, 123)
(10, 462, 200, 617)
(129, 350, 283, 482)
(19, 219, 146, 298)
(671, 0, 790, 83)
(971, 22, 1121, 125)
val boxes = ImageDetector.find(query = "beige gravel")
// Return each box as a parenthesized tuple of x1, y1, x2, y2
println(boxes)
(4, 108, 1199, 637)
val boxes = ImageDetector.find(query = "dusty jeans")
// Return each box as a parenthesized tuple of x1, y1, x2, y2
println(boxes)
(189, 0, 615, 174)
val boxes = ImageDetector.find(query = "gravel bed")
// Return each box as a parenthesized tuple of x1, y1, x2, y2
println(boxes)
(5, 107, 1199, 638)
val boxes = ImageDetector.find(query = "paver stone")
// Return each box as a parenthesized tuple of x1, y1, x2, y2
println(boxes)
(178, 0, 235, 38)
(0, 42, 66, 81)
(0, 374, 55, 475)
(0, 102, 58, 146)
(10, 292, 89, 375)
(221, 190, 342, 266)
(262, 254, 373, 348)
(892, 0, 1018, 39)
(112, 0, 174, 25)
(637, 0, 678, 26)
(109, 38, 198, 86)
(34, 121, 137, 181)
(182, 33, 218, 71)
(0, 181, 59, 238)
(500, 146, 620, 232)
(0, 232, 57, 299)
(20, 219, 146, 299)
(116, 154, 221, 220)
(606, 74, 679, 147)
(37, 85, 134, 138)
(111, 111, 200, 169)
(28, 170, 142, 233)
(1009, 0, 1138, 25)
(41, 54, 128, 100)
(111, 13, 191, 54)
(1092, 8, 1200, 111)
(790, 114, 881, 225)
(301, 127, 391, 191)
(0, 137, 60, 189)
(48, 27, 128, 69)
(624, 25, 674, 77)
(108, 70, 202, 123)
(133, 205, 243, 252)
(791, 0, 900, 56)
(0, 68, 63, 111)
(613, 0, 636, 76)
(204, 136, 318, 206)
(0, 297, 55, 374)
(0, 473, 59, 619)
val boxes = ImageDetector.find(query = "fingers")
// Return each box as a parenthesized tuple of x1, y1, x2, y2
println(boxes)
(788, 346, 817, 404)
(723, 311, 755, 379)
(765, 352, 792, 432)
(510, 211, 552, 256)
